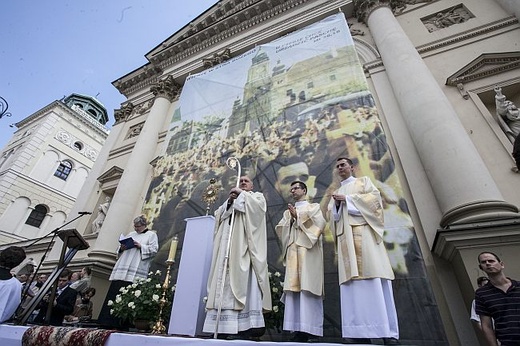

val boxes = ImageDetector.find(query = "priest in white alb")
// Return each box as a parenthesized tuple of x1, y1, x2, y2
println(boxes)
(276, 180, 325, 342)
(328, 157, 399, 344)
(203, 176, 272, 339)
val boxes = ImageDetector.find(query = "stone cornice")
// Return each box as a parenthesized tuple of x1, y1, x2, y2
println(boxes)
(445, 51, 520, 86)
(433, 217, 520, 260)
(112, 65, 161, 99)
(417, 16, 519, 56)
(363, 16, 519, 75)
(15, 101, 109, 138)
(113, 0, 317, 96)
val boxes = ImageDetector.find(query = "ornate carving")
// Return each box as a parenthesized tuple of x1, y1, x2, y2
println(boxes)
(348, 23, 365, 36)
(422, 5, 473, 33)
(114, 102, 134, 124)
(456, 83, 469, 100)
(353, 0, 433, 23)
(54, 130, 98, 161)
(134, 99, 155, 116)
(126, 122, 145, 139)
(150, 75, 182, 101)
(202, 48, 232, 68)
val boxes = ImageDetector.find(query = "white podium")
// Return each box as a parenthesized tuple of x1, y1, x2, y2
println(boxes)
(168, 215, 215, 336)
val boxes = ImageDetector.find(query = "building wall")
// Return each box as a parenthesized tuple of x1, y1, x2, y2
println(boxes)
(11, 0, 517, 344)
(0, 99, 108, 243)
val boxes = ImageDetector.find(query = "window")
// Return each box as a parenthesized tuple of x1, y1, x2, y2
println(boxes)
(54, 160, 72, 180)
(25, 204, 47, 227)
(73, 141, 83, 151)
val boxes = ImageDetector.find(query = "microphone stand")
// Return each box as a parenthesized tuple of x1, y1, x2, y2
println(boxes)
(17, 212, 90, 323)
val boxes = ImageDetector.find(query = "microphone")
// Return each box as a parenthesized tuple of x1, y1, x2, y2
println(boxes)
(78, 211, 93, 215)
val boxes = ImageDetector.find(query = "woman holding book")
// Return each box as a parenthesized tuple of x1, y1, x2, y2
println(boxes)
(98, 215, 158, 329)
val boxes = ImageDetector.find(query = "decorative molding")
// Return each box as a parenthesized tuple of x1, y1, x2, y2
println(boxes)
(112, 66, 162, 101)
(456, 83, 469, 100)
(433, 218, 520, 261)
(97, 166, 124, 185)
(202, 48, 232, 68)
(114, 103, 134, 125)
(421, 4, 473, 33)
(445, 52, 520, 86)
(353, 0, 433, 24)
(417, 16, 519, 55)
(125, 122, 145, 140)
(150, 75, 182, 102)
(70, 105, 110, 134)
(113, 0, 312, 96)
(54, 130, 99, 161)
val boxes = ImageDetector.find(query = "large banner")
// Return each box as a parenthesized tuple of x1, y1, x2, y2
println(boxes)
(144, 13, 446, 343)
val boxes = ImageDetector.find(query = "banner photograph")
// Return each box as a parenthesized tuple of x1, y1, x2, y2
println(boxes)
(142, 13, 445, 341)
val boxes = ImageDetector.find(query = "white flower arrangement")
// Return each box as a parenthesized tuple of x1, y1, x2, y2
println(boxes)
(110, 270, 173, 323)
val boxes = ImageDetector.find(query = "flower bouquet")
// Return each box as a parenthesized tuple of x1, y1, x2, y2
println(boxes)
(264, 271, 284, 332)
(108, 270, 174, 329)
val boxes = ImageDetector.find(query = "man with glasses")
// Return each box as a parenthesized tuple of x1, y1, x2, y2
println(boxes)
(98, 215, 158, 329)
(328, 157, 398, 344)
(276, 180, 325, 342)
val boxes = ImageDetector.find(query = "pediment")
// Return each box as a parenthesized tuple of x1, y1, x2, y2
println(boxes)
(446, 52, 520, 86)
(97, 166, 124, 184)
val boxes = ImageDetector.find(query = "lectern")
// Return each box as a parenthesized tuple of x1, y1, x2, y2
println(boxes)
(16, 228, 89, 325)
(168, 216, 215, 336)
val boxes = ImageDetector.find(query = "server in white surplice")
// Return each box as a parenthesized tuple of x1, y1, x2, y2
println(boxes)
(276, 180, 325, 342)
(328, 157, 399, 342)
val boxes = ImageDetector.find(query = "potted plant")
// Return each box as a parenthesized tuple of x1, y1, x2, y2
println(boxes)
(108, 270, 174, 331)
(264, 271, 284, 333)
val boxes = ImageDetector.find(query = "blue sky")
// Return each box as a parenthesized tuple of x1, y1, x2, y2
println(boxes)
(1, 0, 218, 150)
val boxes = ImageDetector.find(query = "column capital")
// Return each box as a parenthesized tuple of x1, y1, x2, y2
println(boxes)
(114, 102, 134, 124)
(353, 0, 433, 23)
(150, 75, 182, 102)
(353, 0, 391, 23)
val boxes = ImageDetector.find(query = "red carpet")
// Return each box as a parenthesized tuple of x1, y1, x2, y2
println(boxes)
(22, 326, 114, 346)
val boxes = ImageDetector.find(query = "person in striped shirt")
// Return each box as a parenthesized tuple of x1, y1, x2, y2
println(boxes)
(475, 252, 520, 346)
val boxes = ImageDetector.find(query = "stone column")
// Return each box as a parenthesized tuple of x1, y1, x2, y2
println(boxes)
(89, 76, 181, 261)
(354, 0, 518, 227)
(66, 104, 130, 224)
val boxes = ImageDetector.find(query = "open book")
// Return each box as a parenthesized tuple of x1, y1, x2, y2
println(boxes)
(119, 234, 135, 249)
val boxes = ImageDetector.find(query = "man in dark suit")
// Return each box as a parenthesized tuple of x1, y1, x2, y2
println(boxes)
(35, 269, 76, 326)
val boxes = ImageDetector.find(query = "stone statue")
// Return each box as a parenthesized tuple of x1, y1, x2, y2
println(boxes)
(495, 86, 520, 142)
(91, 196, 111, 234)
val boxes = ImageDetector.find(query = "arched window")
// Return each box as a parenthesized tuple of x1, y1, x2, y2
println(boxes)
(25, 204, 48, 227)
(54, 160, 72, 180)
(73, 141, 83, 151)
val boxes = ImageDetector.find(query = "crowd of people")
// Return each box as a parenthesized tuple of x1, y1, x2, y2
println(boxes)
(0, 251, 95, 327)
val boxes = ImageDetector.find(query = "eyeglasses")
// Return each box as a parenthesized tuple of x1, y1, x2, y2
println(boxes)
(290, 186, 302, 192)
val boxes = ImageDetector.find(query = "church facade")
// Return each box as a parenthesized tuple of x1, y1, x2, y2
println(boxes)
(48, 0, 520, 345)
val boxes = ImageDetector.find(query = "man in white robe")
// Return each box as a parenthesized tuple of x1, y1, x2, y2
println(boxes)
(0, 246, 26, 323)
(98, 215, 158, 329)
(328, 157, 399, 344)
(203, 176, 272, 338)
(276, 180, 325, 342)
